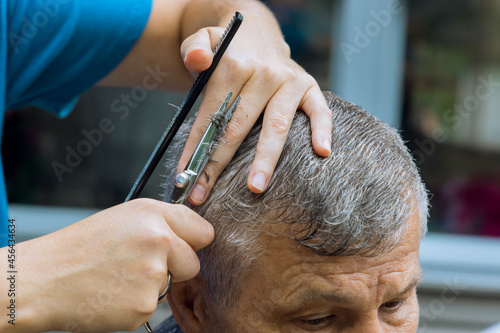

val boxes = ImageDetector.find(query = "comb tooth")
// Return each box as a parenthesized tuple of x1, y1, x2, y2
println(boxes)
(213, 12, 238, 54)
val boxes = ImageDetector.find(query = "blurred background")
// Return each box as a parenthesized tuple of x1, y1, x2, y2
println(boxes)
(4, 0, 500, 332)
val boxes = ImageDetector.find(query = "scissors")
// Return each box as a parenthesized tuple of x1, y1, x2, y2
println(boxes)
(171, 92, 240, 204)
(121, 12, 243, 333)
(143, 94, 239, 332)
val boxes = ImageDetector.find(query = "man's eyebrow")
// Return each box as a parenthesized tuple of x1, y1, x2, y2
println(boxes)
(296, 271, 423, 305)
(388, 270, 423, 300)
(299, 290, 353, 304)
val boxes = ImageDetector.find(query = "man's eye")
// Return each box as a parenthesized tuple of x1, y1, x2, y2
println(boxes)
(381, 300, 405, 312)
(295, 314, 335, 330)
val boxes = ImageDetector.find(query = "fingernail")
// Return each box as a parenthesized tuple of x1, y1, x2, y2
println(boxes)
(251, 172, 267, 192)
(190, 184, 206, 203)
(322, 138, 331, 154)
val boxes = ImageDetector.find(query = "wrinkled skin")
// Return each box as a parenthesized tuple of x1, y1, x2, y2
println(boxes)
(170, 210, 422, 333)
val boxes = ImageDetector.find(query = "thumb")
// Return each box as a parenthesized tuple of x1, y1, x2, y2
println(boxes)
(159, 203, 214, 251)
(181, 28, 214, 73)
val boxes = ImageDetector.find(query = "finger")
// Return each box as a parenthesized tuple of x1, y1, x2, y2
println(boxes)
(180, 28, 216, 73)
(158, 205, 212, 282)
(164, 232, 202, 282)
(246, 81, 302, 193)
(299, 85, 332, 157)
(186, 64, 281, 203)
(177, 27, 236, 178)
(160, 204, 214, 251)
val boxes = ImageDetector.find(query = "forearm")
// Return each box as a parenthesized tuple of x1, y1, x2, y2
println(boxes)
(181, 0, 286, 46)
(98, 0, 193, 91)
(99, 0, 290, 91)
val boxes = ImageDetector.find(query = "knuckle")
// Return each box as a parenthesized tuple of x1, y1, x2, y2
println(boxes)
(223, 56, 250, 77)
(224, 119, 244, 143)
(120, 299, 156, 331)
(155, 228, 174, 248)
(303, 72, 316, 84)
(133, 298, 157, 321)
(255, 150, 276, 167)
(320, 122, 332, 133)
(318, 104, 333, 120)
(138, 220, 172, 247)
(324, 103, 333, 116)
(170, 205, 200, 227)
(279, 65, 299, 83)
(151, 262, 168, 281)
(141, 261, 168, 285)
(301, 78, 319, 95)
(268, 112, 291, 136)
(171, 203, 191, 219)
(254, 63, 275, 83)
(125, 199, 167, 238)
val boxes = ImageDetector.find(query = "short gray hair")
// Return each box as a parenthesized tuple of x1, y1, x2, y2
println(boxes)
(162, 92, 428, 310)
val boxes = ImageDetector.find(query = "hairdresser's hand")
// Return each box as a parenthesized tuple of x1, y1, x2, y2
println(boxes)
(2, 199, 213, 333)
(177, 2, 332, 204)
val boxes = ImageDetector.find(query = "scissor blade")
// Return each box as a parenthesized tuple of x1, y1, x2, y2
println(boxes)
(217, 92, 233, 116)
(225, 95, 241, 121)
(170, 93, 241, 204)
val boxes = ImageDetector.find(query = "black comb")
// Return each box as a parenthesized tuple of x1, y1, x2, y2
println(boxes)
(125, 12, 243, 202)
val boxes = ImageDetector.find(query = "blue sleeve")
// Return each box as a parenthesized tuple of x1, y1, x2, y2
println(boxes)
(0, 0, 151, 246)
(5, 0, 152, 117)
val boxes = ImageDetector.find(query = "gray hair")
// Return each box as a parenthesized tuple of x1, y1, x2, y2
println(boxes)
(162, 91, 428, 310)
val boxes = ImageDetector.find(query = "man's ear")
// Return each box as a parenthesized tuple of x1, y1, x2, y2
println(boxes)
(167, 276, 207, 333)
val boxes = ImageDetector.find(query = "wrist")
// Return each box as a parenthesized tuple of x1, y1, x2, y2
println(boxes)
(0, 242, 46, 333)
(16, 238, 57, 332)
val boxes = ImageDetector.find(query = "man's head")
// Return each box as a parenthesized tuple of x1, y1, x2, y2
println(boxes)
(163, 92, 428, 332)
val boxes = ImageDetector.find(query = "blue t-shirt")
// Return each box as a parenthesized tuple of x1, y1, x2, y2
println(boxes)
(0, 0, 152, 246)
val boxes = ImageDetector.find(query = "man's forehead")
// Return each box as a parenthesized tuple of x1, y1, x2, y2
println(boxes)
(262, 200, 422, 255)
(248, 210, 422, 300)
(261, 208, 421, 263)
(246, 235, 421, 314)
(258, 232, 420, 281)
